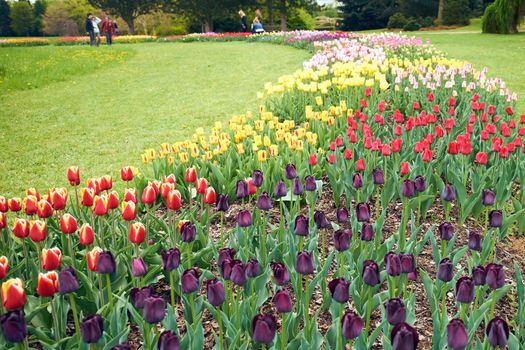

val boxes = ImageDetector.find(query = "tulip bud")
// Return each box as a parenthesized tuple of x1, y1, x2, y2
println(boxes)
(0, 197, 6, 213)
(29, 220, 46, 242)
(296, 251, 315, 275)
(482, 189, 495, 206)
(131, 257, 148, 277)
(60, 214, 78, 234)
(362, 260, 380, 286)
(336, 207, 349, 223)
(441, 184, 456, 202)
(414, 176, 426, 192)
(385, 298, 406, 325)
(50, 188, 67, 211)
(359, 223, 373, 241)
(12, 219, 29, 239)
(485, 263, 505, 289)
(446, 318, 468, 350)
(181, 268, 200, 294)
(1, 278, 26, 310)
(166, 190, 182, 211)
(467, 231, 482, 251)
(204, 187, 216, 205)
(87, 247, 102, 272)
(0, 310, 27, 343)
(0, 213, 5, 231)
(81, 188, 95, 207)
(230, 260, 247, 286)
(455, 276, 475, 304)
(129, 222, 145, 244)
(314, 211, 330, 230)
(180, 221, 197, 242)
(252, 170, 264, 187)
(143, 296, 166, 324)
(97, 251, 116, 274)
(274, 180, 287, 198)
(438, 222, 454, 241)
(99, 175, 112, 191)
(486, 317, 509, 348)
(385, 252, 401, 276)
(273, 288, 292, 313)
(294, 215, 309, 236)
(334, 228, 351, 251)
(195, 178, 208, 194)
(216, 194, 230, 212)
(437, 258, 453, 282)
(235, 180, 249, 199)
(488, 210, 503, 227)
(472, 265, 486, 286)
(328, 277, 350, 303)
(292, 177, 303, 195)
(206, 278, 225, 307)
(23, 196, 38, 216)
(130, 286, 153, 309)
(391, 322, 419, 350)
(158, 330, 180, 350)
(373, 168, 384, 185)
(107, 191, 119, 210)
(285, 164, 296, 180)
(237, 210, 252, 227)
(41, 247, 61, 270)
(37, 271, 59, 297)
(58, 267, 79, 294)
(0, 256, 8, 279)
(402, 179, 416, 198)
(341, 310, 364, 339)
(256, 192, 273, 211)
(352, 173, 363, 189)
(252, 314, 277, 344)
(93, 195, 109, 216)
(80, 314, 103, 343)
(161, 248, 180, 272)
(271, 262, 289, 285)
(124, 188, 137, 204)
(217, 248, 236, 267)
(305, 175, 317, 191)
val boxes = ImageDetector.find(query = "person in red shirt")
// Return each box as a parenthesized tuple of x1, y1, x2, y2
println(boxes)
(101, 16, 115, 45)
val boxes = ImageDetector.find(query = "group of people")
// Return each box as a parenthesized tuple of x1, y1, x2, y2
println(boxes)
(85, 13, 118, 46)
(239, 8, 265, 34)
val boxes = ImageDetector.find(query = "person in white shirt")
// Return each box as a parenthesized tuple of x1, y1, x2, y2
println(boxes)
(92, 16, 102, 46)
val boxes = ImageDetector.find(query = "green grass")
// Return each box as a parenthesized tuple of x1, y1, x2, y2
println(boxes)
(0, 42, 309, 197)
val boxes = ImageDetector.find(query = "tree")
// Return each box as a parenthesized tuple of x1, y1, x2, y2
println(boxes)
(276, 0, 318, 31)
(88, 0, 163, 34)
(339, 0, 396, 30)
(0, 0, 11, 36)
(33, 0, 48, 35)
(443, 0, 470, 25)
(482, 0, 525, 33)
(43, 2, 79, 36)
(10, 1, 35, 36)
(63, 0, 97, 35)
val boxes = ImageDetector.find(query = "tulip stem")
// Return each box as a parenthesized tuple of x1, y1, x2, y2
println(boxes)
(281, 312, 287, 350)
(365, 286, 372, 342)
(217, 306, 225, 350)
(399, 197, 409, 252)
(338, 303, 344, 350)
(261, 212, 267, 266)
(169, 270, 176, 308)
(106, 274, 113, 312)
(303, 277, 309, 339)
(279, 200, 284, 252)
(441, 240, 448, 259)
(189, 293, 197, 330)
(440, 282, 448, 332)
(50, 297, 61, 340)
(348, 339, 354, 349)
(68, 235, 75, 269)
(144, 322, 151, 349)
(489, 290, 497, 319)
(69, 294, 81, 341)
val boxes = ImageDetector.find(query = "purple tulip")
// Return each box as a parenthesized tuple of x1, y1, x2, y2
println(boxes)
(352, 173, 363, 189)
(0, 310, 27, 343)
(486, 317, 509, 348)
(408, 270, 418, 281)
(292, 177, 304, 195)
(220, 258, 233, 280)
(271, 262, 289, 285)
(402, 179, 416, 198)
(467, 231, 483, 251)
(252, 314, 277, 344)
(414, 175, 426, 192)
(111, 344, 131, 350)
(130, 286, 153, 309)
(447, 319, 468, 350)
(217, 248, 236, 267)
(181, 268, 200, 293)
(158, 330, 180, 350)
(359, 223, 374, 241)
(485, 263, 505, 289)
(385, 252, 401, 276)
(206, 278, 225, 307)
(80, 314, 103, 344)
(385, 298, 406, 325)
(356, 202, 371, 222)
(143, 296, 166, 324)
(455, 277, 474, 304)
(285, 164, 296, 180)
(180, 221, 197, 242)
(472, 265, 486, 286)
(334, 228, 351, 251)
(295, 251, 315, 275)
(437, 258, 453, 282)
(216, 194, 230, 212)
(328, 277, 350, 303)
(237, 209, 253, 227)
(362, 260, 380, 286)
(274, 180, 287, 198)
(373, 168, 384, 185)
(97, 251, 116, 274)
(489, 210, 503, 228)
(161, 247, 180, 272)
(482, 189, 495, 206)
(257, 192, 273, 211)
(236, 180, 249, 199)
(131, 257, 148, 277)
(252, 170, 264, 187)
(314, 211, 330, 229)
(273, 289, 292, 313)
(294, 215, 309, 236)
(439, 222, 455, 241)
(400, 253, 415, 273)
(341, 310, 364, 339)
(58, 266, 79, 294)
(391, 322, 419, 350)
(305, 175, 317, 191)
(246, 258, 261, 278)
(441, 184, 456, 202)
(336, 207, 349, 223)
(230, 260, 247, 286)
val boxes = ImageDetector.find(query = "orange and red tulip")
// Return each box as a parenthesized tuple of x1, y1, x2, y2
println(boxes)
(79, 223, 94, 245)
(86, 178, 101, 195)
(37, 271, 58, 297)
(195, 178, 208, 194)
(150, 180, 160, 195)
(26, 188, 40, 200)
(7, 198, 22, 212)
(167, 190, 182, 211)
(163, 174, 177, 185)
(0, 196, 7, 213)
(12, 219, 29, 239)
(141, 185, 156, 205)
(29, 220, 46, 242)
(93, 195, 109, 216)
(121, 201, 136, 221)
(49, 188, 68, 211)
(41, 247, 62, 270)
(23, 195, 38, 216)
(129, 222, 145, 244)
(60, 214, 78, 234)
(80, 187, 95, 207)
(37, 199, 53, 219)
(67, 166, 80, 186)
(0, 256, 8, 279)
(0, 213, 6, 230)
(120, 166, 134, 182)
(107, 191, 119, 210)
(185, 167, 197, 183)
(161, 183, 175, 199)
(99, 175, 112, 191)
(1, 278, 26, 310)
(204, 187, 216, 205)
(87, 247, 102, 272)
(124, 188, 137, 203)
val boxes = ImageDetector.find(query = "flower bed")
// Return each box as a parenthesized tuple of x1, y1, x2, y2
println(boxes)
(1, 31, 525, 350)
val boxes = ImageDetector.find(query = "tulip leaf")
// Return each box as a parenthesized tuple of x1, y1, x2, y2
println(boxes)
(102, 326, 130, 350)
(508, 333, 521, 350)
(308, 251, 334, 297)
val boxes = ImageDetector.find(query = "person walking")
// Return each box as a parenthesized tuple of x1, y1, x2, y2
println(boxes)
(101, 16, 115, 45)
(239, 10, 247, 32)
(251, 17, 265, 34)
(85, 13, 95, 46)
(92, 15, 102, 46)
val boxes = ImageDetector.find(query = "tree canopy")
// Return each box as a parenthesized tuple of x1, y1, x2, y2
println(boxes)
(88, 0, 164, 33)
(482, 0, 525, 33)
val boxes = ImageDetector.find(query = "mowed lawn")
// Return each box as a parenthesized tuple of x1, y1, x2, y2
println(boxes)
(0, 42, 309, 197)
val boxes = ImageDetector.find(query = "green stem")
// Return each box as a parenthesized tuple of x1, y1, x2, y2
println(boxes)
(144, 322, 151, 349)
(399, 197, 409, 252)
(69, 294, 81, 341)
(489, 290, 497, 319)
(338, 303, 344, 350)
(281, 312, 287, 350)
(50, 297, 61, 340)
(106, 273, 113, 312)
(303, 277, 309, 339)
(441, 240, 448, 259)
(169, 271, 176, 308)
(68, 234, 75, 269)
(440, 283, 448, 332)
(365, 286, 372, 342)
(189, 293, 197, 330)
(217, 306, 225, 350)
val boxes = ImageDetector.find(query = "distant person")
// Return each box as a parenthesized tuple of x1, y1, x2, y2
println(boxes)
(86, 13, 95, 46)
(251, 17, 265, 34)
(113, 20, 119, 35)
(239, 10, 247, 32)
(92, 15, 102, 46)
(255, 8, 263, 22)
(101, 16, 115, 45)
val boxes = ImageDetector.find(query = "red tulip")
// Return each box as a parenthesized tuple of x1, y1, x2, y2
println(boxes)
(163, 174, 176, 184)
(67, 166, 80, 186)
(204, 187, 216, 205)
(166, 190, 182, 211)
(505, 106, 514, 116)
(448, 141, 459, 155)
(356, 159, 365, 172)
(7, 198, 22, 212)
(150, 180, 161, 195)
(80, 187, 95, 207)
(49, 188, 68, 211)
(400, 162, 409, 176)
(0, 256, 8, 279)
(93, 195, 109, 216)
(120, 166, 135, 182)
(86, 178, 101, 195)
(37, 271, 59, 297)
(1, 278, 26, 310)
(422, 149, 433, 162)
(475, 152, 488, 165)
(246, 178, 257, 195)
(185, 167, 197, 183)
(23, 195, 38, 216)
(392, 139, 402, 153)
(328, 153, 335, 164)
(29, 220, 46, 242)
(124, 188, 137, 203)
(60, 214, 78, 234)
(161, 183, 175, 199)
(141, 185, 156, 205)
(344, 149, 353, 160)
(79, 224, 94, 245)
(121, 201, 136, 221)
(41, 247, 62, 270)
(195, 178, 208, 194)
(99, 175, 112, 191)
(37, 199, 53, 218)
(129, 222, 145, 244)
(0, 213, 5, 230)
(0, 197, 7, 213)
(26, 188, 39, 200)
(12, 219, 29, 239)
(87, 247, 102, 272)
(107, 191, 119, 210)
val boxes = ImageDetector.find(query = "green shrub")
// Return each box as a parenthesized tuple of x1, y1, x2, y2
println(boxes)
(443, 0, 471, 25)
(287, 8, 316, 30)
(387, 12, 408, 28)
(419, 16, 435, 27)
(482, 4, 500, 32)
(403, 19, 421, 31)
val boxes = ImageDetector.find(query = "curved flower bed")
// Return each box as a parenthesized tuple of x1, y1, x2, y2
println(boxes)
(1, 31, 525, 349)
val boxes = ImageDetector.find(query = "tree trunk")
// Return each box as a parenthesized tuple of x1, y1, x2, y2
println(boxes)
(436, 0, 445, 25)
(124, 18, 135, 35)
(203, 13, 213, 32)
(268, 0, 274, 31)
(280, 0, 287, 31)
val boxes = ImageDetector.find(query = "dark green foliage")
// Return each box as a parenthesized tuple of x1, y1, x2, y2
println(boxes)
(420, 16, 436, 26)
(387, 12, 408, 28)
(403, 18, 421, 30)
(398, 0, 439, 18)
(443, 0, 471, 25)
(9, 1, 35, 36)
(339, 0, 397, 30)
(0, 0, 11, 36)
(33, 0, 47, 35)
(482, 0, 525, 33)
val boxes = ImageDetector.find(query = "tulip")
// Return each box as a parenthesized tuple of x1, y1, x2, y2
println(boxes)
(356, 202, 371, 222)
(0, 256, 8, 279)
(252, 314, 277, 344)
(120, 166, 134, 182)
(60, 214, 78, 234)
(185, 167, 197, 183)
(7, 198, 22, 212)
(271, 262, 290, 285)
(179, 221, 197, 242)
(336, 207, 349, 223)
(131, 257, 148, 277)
(235, 180, 249, 199)
(456, 277, 474, 304)
(123, 188, 137, 204)
(437, 258, 453, 282)
(305, 175, 317, 191)
(385, 298, 406, 325)
(230, 260, 247, 286)
(80, 187, 95, 207)
(181, 268, 200, 293)
(0, 197, 6, 213)
(0, 213, 5, 230)
(370, 168, 384, 185)
(362, 260, 380, 286)
(352, 173, 363, 189)
(111, 344, 131, 350)
(29, 220, 46, 242)
(292, 177, 304, 196)
(328, 277, 349, 303)
(439, 222, 454, 241)
(285, 164, 296, 180)
(204, 187, 216, 205)
(414, 176, 426, 192)
(129, 222, 145, 244)
(1, 279, 26, 310)
(58, 266, 79, 294)
(0, 310, 27, 343)
(118, 201, 135, 221)
(12, 219, 29, 239)
(489, 210, 503, 227)
(80, 314, 103, 343)
(50, 188, 67, 211)
(107, 191, 119, 210)
(472, 265, 486, 286)
(447, 319, 468, 350)
(467, 231, 482, 251)
(97, 251, 116, 274)
(158, 330, 180, 350)
(385, 252, 401, 277)
(485, 263, 505, 289)
(486, 317, 509, 348)
(37, 271, 59, 297)
(99, 175, 112, 191)
(294, 215, 309, 236)
(216, 194, 230, 212)
(143, 296, 167, 324)
(482, 189, 495, 206)
(161, 248, 180, 272)
(23, 195, 38, 216)
(195, 178, 208, 194)
(273, 289, 292, 313)
(220, 258, 233, 280)
(314, 211, 330, 229)
(296, 251, 315, 275)
(246, 259, 261, 278)
(141, 185, 156, 205)
(400, 162, 409, 175)
(206, 278, 225, 307)
(402, 180, 416, 198)
(399, 253, 415, 273)
(360, 223, 373, 241)
(334, 229, 351, 251)
(217, 248, 236, 267)
(257, 192, 273, 210)
(237, 210, 252, 227)
(341, 310, 364, 339)
(252, 170, 264, 187)
(93, 195, 109, 216)
(41, 247, 61, 270)
(130, 286, 153, 309)
(274, 180, 287, 198)
(441, 184, 456, 202)
(391, 322, 419, 350)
